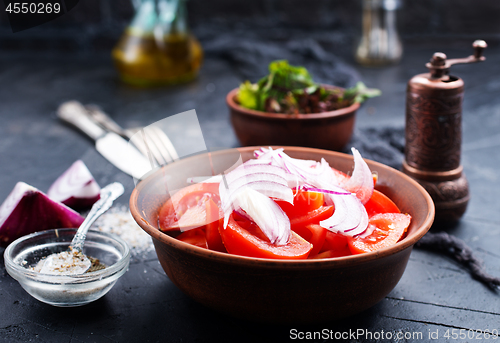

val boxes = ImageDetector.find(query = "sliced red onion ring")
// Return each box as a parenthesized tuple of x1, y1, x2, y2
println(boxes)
(300, 186, 351, 196)
(221, 175, 292, 201)
(222, 170, 288, 190)
(254, 147, 283, 159)
(221, 180, 293, 213)
(219, 162, 292, 207)
(353, 204, 369, 236)
(342, 148, 374, 204)
(219, 155, 293, 245)
(319, 193, 369, 237)
(357, 222, 375, 239)
(47, 160, 101, 210)
(285, 173, 305, 190)
(225, 163, 287, 183)
(0, 182, 84, 247)
(228, 187, 290, 245)
(256, 148, 344, 188)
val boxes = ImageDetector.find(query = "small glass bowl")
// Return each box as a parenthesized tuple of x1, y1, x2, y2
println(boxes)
(4, 228, 130, 307)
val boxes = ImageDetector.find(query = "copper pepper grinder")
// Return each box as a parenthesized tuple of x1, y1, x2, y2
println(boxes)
(403, 40, 487, 222)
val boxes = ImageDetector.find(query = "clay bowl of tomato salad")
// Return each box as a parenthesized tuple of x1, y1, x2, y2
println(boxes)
(130, 146, 434, 323)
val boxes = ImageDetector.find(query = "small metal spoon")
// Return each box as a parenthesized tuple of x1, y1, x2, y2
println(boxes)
(39, 182, 124, 275)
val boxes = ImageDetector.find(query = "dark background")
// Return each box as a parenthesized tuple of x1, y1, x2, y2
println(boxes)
(0, 0, 499, 56)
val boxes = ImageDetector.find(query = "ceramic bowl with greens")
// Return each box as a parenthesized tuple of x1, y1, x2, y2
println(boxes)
(227, 61, 380, 151)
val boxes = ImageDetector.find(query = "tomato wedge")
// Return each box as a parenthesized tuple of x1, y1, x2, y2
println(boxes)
(364, 189, 400, 217)
(177, 228, 208, 249)
(292, 224, 327, 257)
(220, 215, 312, 259)
(311, 231, 351, 258)
(320, 231, 349, 252)
(205, 199, 226, 252)
(275, 190, 324, 219)
(290, 206, 334, 230)
(348, 213, 411, 254)
(158, 183, 220, 231)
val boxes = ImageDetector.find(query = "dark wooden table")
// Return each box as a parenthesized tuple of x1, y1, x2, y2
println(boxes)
(1, 39, 499, 342)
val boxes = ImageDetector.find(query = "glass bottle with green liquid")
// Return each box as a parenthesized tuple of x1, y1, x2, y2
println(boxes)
(112, 0, 203, 86)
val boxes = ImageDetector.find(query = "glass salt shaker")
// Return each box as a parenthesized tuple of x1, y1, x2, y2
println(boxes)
(355, 0, 403, 66)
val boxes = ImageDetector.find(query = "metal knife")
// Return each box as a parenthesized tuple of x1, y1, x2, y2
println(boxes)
(57, 101, 152, 180)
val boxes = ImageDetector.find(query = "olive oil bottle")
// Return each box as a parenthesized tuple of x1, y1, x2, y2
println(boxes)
(112, 0, 203, 87)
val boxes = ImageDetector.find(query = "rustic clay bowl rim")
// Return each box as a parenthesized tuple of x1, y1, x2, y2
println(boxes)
(226, 87, 361, 120)
(130, 146, 434, 270)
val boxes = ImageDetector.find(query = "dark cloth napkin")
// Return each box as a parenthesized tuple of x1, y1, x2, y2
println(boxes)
(204, 34, 500, 290)
(204, 36, 361, 87)
(344, 126, 405, 169)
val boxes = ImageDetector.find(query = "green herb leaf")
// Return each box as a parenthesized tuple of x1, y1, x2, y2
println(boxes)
(345, 82, 382, 104)
(268, 60, 314, 90)
(238, 81, 260, 110)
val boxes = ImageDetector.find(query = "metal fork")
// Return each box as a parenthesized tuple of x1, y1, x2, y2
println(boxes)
(84, 104, 180, 167)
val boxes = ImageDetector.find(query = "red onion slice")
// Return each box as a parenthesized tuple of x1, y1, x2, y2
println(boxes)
(47, 160, 101, 210)
(219, 161, 293, 206)
(225, 163, 287, 183)
(0, 182, 84, 247)
(256, 148, 344, 188)
(357, 222, 375, 239)
(254, 147, 282, 159)
(320, 193, 369, 237)
(219, 155, 293, 245)
(220, 180, 293, 213)
(342, 148, 374, 204)
(228, 187, 290, 245)
(301, 186, 351, 196)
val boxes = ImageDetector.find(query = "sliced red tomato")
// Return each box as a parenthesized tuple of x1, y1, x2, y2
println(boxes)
(158, 183, 220, 232)
(220, 215, 312, 259)
(364, 189, 400, 217)
(205, 199, 226, 252)
(233, 213, 251, 230)
(290, 206, 334, 230)
(348, 213, 411, 254)
(320, 231, 349, 253)
(311, 230, 352, 258)
(275, 190, 324, 219)
(176, 228, 208, 249)
(292, 224, 327, 257)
